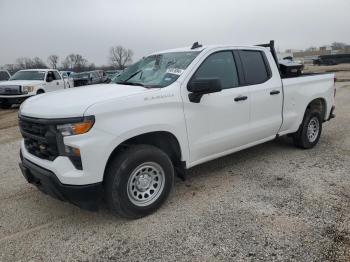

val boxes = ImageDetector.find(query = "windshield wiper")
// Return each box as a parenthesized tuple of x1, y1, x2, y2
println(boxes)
(122, 69, 143, 83)
(116, 81, 161, 89)
(116, 69, 145, 86)
(117, 81, 145, 87)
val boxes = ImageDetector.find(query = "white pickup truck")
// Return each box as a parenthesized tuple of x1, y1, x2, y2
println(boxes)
(18, 41, 335, 218)
(0, 69, 65, 109)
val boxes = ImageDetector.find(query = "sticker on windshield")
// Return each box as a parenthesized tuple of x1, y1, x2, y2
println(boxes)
(166, 68, 184, 75)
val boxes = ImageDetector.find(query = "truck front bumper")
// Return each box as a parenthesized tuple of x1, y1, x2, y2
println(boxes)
(19, 151, 102, 211)
(0, 94, 32, 104)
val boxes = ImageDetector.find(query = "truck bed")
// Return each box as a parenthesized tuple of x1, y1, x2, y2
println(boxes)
(279, 73, 335, 135)
(281, 72, 332, 79)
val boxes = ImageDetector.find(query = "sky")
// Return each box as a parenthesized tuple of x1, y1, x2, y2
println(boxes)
(0, 0, 349, 66)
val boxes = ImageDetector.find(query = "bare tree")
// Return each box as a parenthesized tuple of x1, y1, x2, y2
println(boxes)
(62, 54, 88, 72)
(47, 55, 59, 69)
(16, 57, 47, 69)
(16, 57, 33, 69)
(331, 42, 348, 50)
(109, 46, 133, 70)
(3, 64, 19, 74)
(32, 57, 47, 68)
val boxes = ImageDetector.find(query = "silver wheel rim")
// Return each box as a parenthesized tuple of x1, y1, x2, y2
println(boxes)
(307, 117, 319, 143)
(127, 162, 165, 207)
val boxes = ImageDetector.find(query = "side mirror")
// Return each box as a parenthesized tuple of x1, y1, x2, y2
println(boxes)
(187, 78, 222, 103)
(46, 76, 54, 82)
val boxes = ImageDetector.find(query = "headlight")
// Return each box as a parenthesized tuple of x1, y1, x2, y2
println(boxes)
(22, 85, 35, 93)
(57, 116, 95, 136)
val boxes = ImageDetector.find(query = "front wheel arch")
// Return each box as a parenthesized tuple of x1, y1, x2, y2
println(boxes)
(36, 89, 45, 94)
(103, 131, 184, 183)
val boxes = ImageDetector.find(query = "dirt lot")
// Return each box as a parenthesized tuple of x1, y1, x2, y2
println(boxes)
(0, 76, 350, 261)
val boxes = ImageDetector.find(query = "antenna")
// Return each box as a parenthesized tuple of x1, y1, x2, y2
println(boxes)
(191, 42, 202, 50)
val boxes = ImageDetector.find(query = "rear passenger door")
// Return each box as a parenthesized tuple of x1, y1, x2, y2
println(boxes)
(53, 71, 65, 90)
(238, 49, 283, 141)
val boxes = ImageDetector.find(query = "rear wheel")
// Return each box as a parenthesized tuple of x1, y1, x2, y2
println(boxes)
(104, 145, 174, 218)
(293, 109, 322, 149)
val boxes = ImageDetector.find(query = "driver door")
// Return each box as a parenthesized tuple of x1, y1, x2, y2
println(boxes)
(182, 50, 251, 165)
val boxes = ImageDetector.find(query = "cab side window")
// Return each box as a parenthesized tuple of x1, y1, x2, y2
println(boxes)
(53, 71, 62, 80)
(46, 71, 54, 81)
(0, 71, 10, 81)
(193, 51, 239, 89)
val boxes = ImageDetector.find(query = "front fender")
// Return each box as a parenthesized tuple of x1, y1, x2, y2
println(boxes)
(104, 124, 189, 162)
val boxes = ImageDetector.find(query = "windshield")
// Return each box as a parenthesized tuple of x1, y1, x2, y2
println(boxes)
(113, 51, 200, 88)
(10, 70, 46, 81)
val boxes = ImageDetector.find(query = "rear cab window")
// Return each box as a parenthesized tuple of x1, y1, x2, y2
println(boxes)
(238, 50, 271, 85)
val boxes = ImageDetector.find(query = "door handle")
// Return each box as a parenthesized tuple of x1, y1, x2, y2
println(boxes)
(56, 82, 59, 85)
(270, 90, 280, 95)
(234, 95, 248, 102)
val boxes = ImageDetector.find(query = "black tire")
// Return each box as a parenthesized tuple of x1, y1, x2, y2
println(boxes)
(293, 109, 323, 149)
(37, 90, 45, 94)
(0, 102, 12, 109)
(104, 144, 174, 218)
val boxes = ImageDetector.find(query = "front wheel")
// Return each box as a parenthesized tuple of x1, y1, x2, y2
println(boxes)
(104, 145, 174, 218)
(293, 109, 322, 149)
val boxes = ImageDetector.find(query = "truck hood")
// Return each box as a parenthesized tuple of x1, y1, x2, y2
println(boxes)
(0, 80, 43, 86)
(20, 84, 149, 118)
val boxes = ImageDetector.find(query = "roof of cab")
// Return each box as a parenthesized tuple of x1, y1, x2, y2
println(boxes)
(18, 69, 56, 72)
(150, 44, 267, 55)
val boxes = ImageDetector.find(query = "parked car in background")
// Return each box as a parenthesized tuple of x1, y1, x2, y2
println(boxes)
(106, 70, 121, 83)
(106, 70, 121, 78)
(96, 70, 108, 83)
(65, 71, 74, 77)
(60, 71, 75, 88)
(110, 71, 124, 83)
(72, 70, 107, 87)
(0, 69, 65, 108)
(18, 41, 335, 218)
(313, 53, 350, 66)
(0, 70, 11, 82)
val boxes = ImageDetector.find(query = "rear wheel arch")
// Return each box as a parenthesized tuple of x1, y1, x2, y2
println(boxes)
(305, 98, 327, 121)
(293, 98, 326, 149)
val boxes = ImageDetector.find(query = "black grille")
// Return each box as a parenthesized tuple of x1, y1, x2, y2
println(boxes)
(19, 117, 59, 161)
(0, 85, 22, 95)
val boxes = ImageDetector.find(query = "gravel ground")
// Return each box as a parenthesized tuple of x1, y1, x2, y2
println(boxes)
(0, 82, 350, 262)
